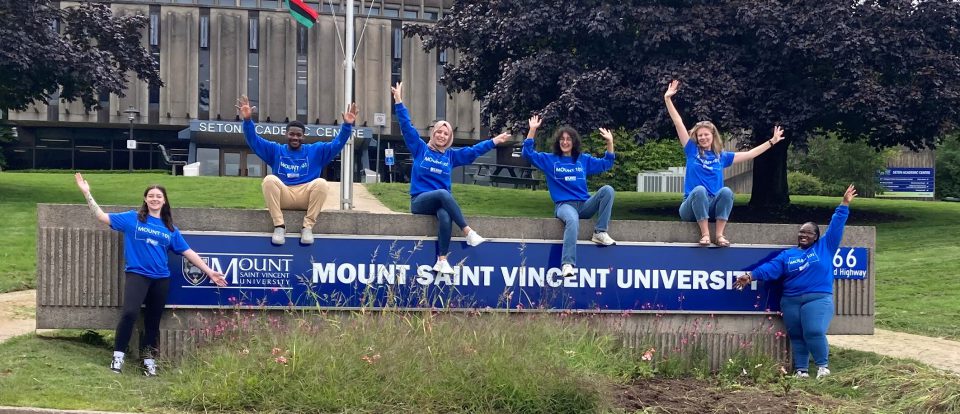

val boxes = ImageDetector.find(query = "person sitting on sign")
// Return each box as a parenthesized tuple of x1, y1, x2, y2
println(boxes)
(391, 82, 512, 275)
(664, 79, 785, 247)
(236, 95, 359, 245)
(73, 173, 228, 376)
(522, 115, 617, 278)
(734, 185, 858, 380)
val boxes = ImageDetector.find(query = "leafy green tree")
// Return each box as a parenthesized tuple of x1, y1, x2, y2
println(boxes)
(581, 131, 684, 191)
(935, 134, 960, 199)
(407, 0, 960, 206)
(788, 133, 896, 197)
(0, 0, 162, 112)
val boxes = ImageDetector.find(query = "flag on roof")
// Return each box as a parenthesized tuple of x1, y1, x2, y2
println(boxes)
(287, 0, 319, 28)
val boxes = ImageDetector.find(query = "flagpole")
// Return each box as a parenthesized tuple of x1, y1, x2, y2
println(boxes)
(339, 0, 355, 210)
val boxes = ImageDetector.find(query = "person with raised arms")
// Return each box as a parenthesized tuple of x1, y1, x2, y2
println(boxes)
(664, 79, 785, 247)
(74, 173, 227, 376)
(735, 185, 858, 379)
(236, 95, 359, 246)
(522, 115, 617, 278)
(391, 82, 512, 275)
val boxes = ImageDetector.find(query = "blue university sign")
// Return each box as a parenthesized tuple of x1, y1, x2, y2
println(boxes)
(169, 233, 870, 313)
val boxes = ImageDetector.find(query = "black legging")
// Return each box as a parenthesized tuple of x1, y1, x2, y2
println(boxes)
(114, 272, 170, 357)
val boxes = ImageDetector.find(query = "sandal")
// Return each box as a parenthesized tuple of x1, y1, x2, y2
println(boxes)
(698, 234, 712, 246)
(716, 235, 731, 247)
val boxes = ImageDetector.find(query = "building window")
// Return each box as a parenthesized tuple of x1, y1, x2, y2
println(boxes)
(247, 11, 260, 119)
(296, 25, 309, 122)
(261, 0, 278, 9)
(390, 21, 402, 114)
(239, 0, 257, 7)
(436, 49, 447, 120)
(148, 6, 161, 123)
(198, 9, 211, 120)
(382, 7, 399, 18)
(423, 8, 439, 21)
(403, 7, 418, 20)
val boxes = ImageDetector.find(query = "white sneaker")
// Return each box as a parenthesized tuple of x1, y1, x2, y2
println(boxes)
(591, 232, 616, 246)
(465, 230, 487, 247)
(433, 259, 455, 275)
(816, 366, 830, 379)
(300, 227, 314, 245)
(561, 264, 576, 278)
(271, 227, 285, 245)
(794, 370, 809, 379)
(143, 359, 158, 377)
(109, 354, 124, 374)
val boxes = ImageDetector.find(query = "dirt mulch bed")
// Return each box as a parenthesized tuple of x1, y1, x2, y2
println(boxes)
(614, 378, 839, 413)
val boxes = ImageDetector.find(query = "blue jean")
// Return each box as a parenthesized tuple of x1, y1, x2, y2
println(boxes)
(679, 186, 733, 222)
(780, 292, 834, 371)
(555, 185, 615, 266)
(411, 189, 469, 256)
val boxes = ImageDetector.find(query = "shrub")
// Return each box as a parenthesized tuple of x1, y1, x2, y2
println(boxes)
(935, 133, 960, 199)
(787, 171, 824, 196)
(788, 132, 896, 197)
(578, 130, 684, 192)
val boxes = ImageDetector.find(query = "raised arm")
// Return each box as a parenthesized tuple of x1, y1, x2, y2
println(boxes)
(182, 249, 228, 287)
(318, 103, 359, 157)
(664, 80, 690, 147)
(598, 127, 615, 154)
(732, 125, 785, 164)
(236, 95, 278, 161)
(522, 115, 549, 170)
(74, 173, 110, 226)
(820, 184, 856, 252)
(450, 132, 511, 167)
(391, 82, 425, 154)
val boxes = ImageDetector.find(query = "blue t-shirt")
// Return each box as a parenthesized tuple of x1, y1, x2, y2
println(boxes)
(522, 138, 615, 203)
(396, 103, 496, 197)
(243, 119, 354, 186)
(751, 205, 849, 297)
(109, 210, 190, 278)
(683, 140, 735, 198)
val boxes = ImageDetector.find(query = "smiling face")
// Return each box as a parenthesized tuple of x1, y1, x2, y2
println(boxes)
(144, 188, 166, 214)
(431, 123, 452, 149)
(694, 126, 714, 150)
(559, 132, 574, 155)
(797, 222, 820, 248)
(286, 126, 304, 150)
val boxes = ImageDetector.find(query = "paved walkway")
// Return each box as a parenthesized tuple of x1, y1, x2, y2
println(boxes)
(321, 181, 399, 213)
(829, 329, 960, 374)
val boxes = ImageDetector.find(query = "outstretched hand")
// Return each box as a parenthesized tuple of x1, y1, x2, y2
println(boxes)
(208, 270, 228, 287)
(492, 132, 512, 145)
(528, 115, 542, 131)
(734, 273, 753, 290)
(770, 125, 785, 146)
(664, 80, 680, 99)
(343, 102, 359, 124)
(74, 172, 90, 194)
(598, 128, 614, 143)
(391, 82, 403, 103)
(842, 184, 858, 206)
(235, 95, 256, 120)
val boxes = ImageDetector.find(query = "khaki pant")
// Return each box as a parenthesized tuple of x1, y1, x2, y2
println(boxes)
(261, 175, 329, 229)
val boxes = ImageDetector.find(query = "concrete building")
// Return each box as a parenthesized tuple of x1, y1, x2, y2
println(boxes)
(4, 0, 486, 180)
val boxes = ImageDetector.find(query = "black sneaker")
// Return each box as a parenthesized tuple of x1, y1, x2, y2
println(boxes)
(109, 355, 124, 373)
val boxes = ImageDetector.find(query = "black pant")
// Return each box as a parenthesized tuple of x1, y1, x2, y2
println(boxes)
(114, 272, 170, 357)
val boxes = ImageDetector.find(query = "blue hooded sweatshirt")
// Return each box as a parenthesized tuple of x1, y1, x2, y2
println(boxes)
(243, 119, 353, 186)
(521, 138, 615, 203)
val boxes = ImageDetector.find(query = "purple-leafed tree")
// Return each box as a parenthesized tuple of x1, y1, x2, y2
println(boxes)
(406, 0, 960, 206)
(0, 0, 162, 112)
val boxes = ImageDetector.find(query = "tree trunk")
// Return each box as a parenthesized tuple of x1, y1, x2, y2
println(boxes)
(748, 137, 791, 207)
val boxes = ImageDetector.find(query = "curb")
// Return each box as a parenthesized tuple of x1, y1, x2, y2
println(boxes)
(0, 408, 135, 414)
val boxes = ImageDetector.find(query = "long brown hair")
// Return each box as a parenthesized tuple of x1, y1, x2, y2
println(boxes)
(137, 185, 175, 231)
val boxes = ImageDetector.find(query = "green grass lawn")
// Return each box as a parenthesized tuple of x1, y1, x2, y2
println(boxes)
(2, 173, 959, 339)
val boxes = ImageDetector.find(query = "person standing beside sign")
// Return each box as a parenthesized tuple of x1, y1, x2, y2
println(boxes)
(735, 185, 858, 379)
(236, 95, 359, 246)
(522, 115, 617, 278)
(391, 82, 511, 275)
(73, 173, 228, 376)
(664, 80, 785, 247)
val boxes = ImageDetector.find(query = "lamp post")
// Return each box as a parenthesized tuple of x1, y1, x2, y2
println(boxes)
(124, 106, 140, 172)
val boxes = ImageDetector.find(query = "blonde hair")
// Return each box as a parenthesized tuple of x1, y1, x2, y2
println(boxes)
(428, 120, 454, 151)
(688, 121, 723, 156)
